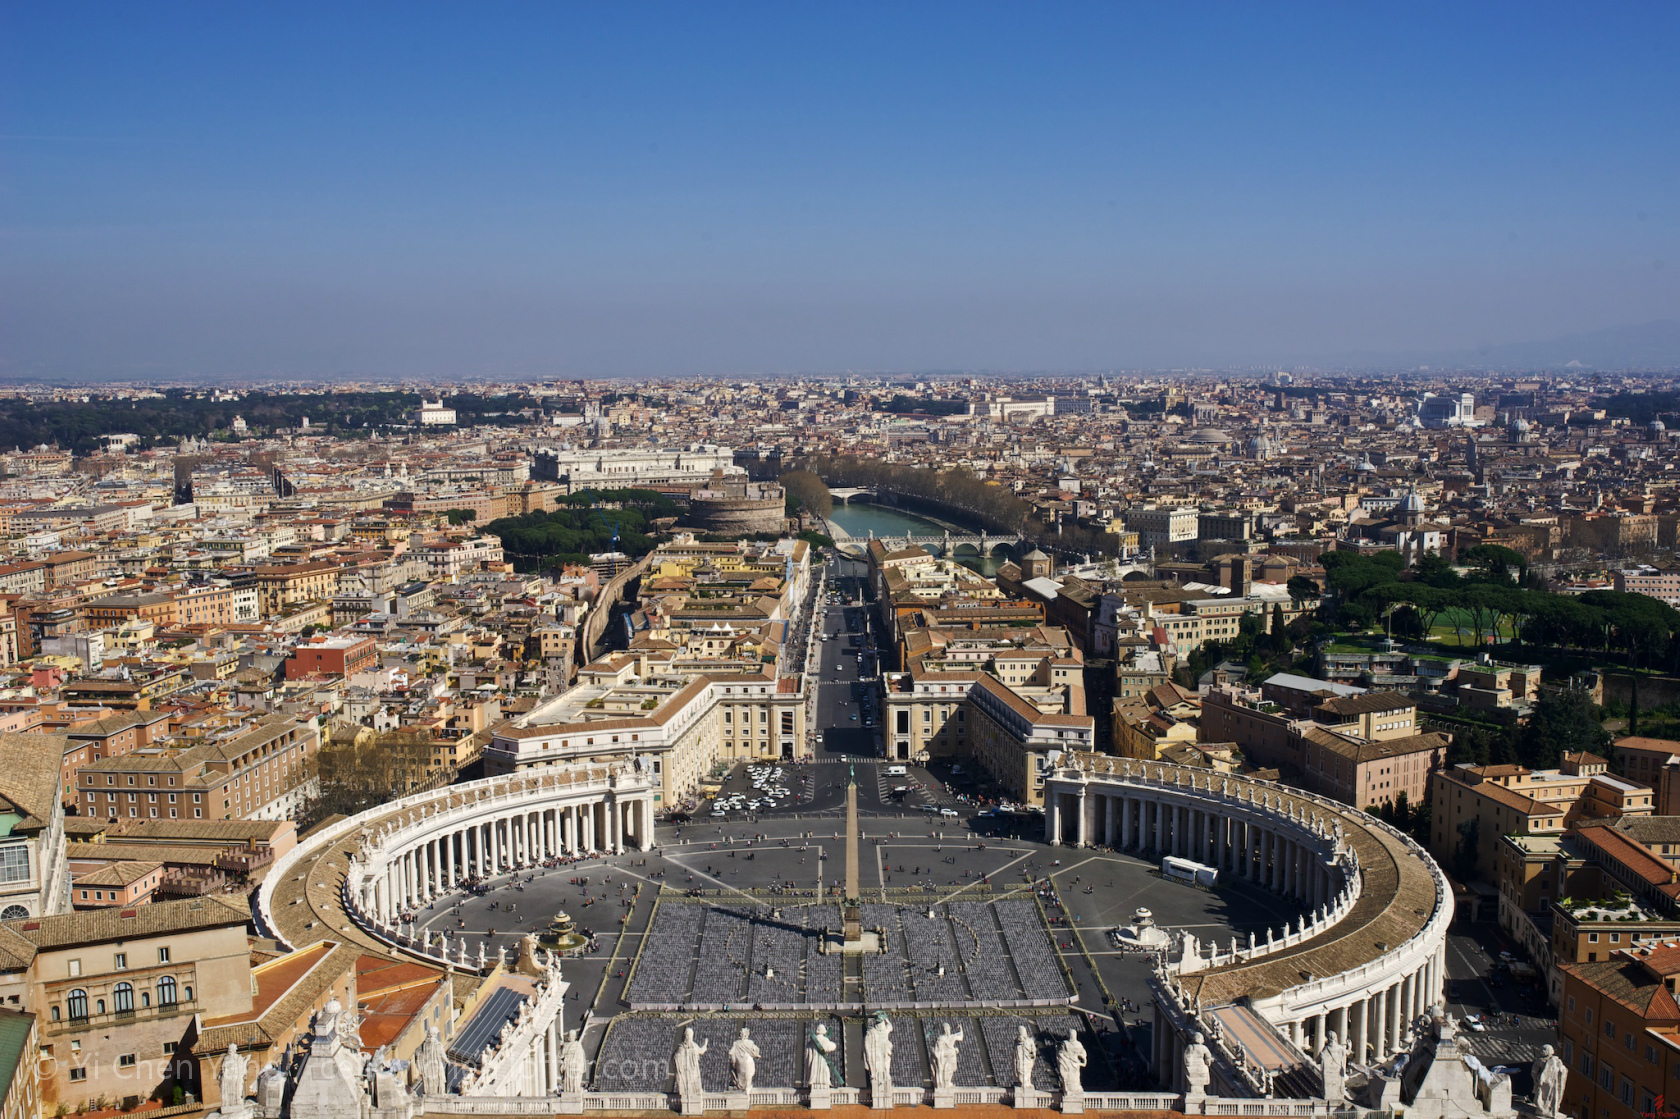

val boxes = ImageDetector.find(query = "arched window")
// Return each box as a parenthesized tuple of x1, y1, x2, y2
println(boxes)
(183, 985, 194, 1003)
(49, 1005, 59, 1022)
(114, 982, 133, 1014)
(140, 992, 150, 1008)
(67, 989, 87, 1020)
(157, 977, 177, 1007)
(0, 905, 26, 920)
(95, 999, 105, 1015)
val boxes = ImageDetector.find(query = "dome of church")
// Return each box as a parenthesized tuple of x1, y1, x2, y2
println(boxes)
(1356, 458, 1378, 473)
(1649, 418, 1667, 435)
(1397, 490, 1426, 514)
(1187, 428, 1232, 443)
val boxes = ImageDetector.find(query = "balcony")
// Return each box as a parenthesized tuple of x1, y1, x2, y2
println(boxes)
(49, 1000, 198, 1035)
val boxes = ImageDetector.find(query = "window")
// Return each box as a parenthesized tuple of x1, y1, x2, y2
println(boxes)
(157, 976, 177, 1006)
(162, 1042, 175, 1055)
(0, 847, 27, 884)
(66, 989, 87, 1020)
(158, 947, 170, 963)
(113, 952, 127, 970)
(0, 905, 26, 920)
(68, 1068, 86, 1082)
(67, 959, 81, 978)
(118, 1054, 136, 1069)
(114, 982, 133, 1014)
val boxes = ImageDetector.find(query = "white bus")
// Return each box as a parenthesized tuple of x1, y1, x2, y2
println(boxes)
(1161, 856, 1218, 887)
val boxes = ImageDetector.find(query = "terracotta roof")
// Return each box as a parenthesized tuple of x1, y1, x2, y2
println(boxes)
(1170, 780, 1441, 1008)
(197, 940, 360, 1054)
(3, 893, 249, 950)
(72, 860, 161, 887)
(0, 732, 66, 830)
(1315, 691, 1414, 717)
(1573, 822, 1680, 897)
(1562, 956, 1680, 1020)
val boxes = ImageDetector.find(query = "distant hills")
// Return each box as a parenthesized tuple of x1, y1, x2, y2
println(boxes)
(1320, 319, 1680, 372)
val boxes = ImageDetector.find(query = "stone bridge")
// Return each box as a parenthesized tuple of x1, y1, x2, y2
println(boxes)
(825, 486, 877, 504)
(828, 527, 1023, 558)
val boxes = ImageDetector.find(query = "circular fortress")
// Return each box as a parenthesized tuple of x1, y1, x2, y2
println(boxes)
(685, 475, 787, 535)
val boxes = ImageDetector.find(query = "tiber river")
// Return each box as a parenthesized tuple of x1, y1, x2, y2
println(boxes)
(826, 501, 1006, 576)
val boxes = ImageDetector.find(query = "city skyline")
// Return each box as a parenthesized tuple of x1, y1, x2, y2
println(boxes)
(3, 2, 1678, 380)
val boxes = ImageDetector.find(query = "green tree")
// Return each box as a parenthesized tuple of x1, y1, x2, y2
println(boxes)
(1519, 687, 1610, 769)
(779, 470, 834, 518)
(1463, 543, 1527, 586)
(1286, 575, 1319, 610)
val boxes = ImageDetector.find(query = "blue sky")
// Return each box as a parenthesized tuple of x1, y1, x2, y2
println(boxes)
(2, 2, 1676, 378)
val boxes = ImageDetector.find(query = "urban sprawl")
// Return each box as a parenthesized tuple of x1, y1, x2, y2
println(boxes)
(0, 373, 1675, 1119)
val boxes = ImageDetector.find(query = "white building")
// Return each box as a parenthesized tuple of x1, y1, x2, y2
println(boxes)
(1123, 506, 1199, 549)
(413, 399, 458, 426)
(1415, 392, 1481, 429)
(531, 444, 742, 493)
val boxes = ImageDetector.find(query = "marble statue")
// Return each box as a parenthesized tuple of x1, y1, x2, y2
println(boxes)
(864, 1012, 894, 1097)
(1318, 1032, 1347, 1103)
(931, 1023, 963, 1091)
(1531, 1044, 1566, 1119)
(674, 1027, 708, 1105)
(729, 1027, 761, 1094)
(1182, 1032, 1212, 1102)
(415, 1023, 446, 1096)
(1055, 1028, 1086, 1095)
(1013, 1026, 1036, 1090)
(560, 1030, 587, 1097)
(219, 1044, 251, 1119)
(807, 1024, 838, 1089)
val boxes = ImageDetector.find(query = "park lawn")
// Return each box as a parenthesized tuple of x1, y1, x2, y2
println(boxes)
(1427, 606, 1517, 646)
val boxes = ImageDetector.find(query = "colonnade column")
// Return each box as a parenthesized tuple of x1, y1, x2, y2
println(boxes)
(1076, 791, 1089, 847)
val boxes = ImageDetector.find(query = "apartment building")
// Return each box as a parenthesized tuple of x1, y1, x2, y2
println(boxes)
(1612, 565, 1680, 605)
(0, 895, 253, 1112)
(1557, 944, 1680, 1119)
(1122, 506, 1197, 550)
(406, 536, 505, 580)
(174, 583, 259, 627)
(1612, 735, 1680, 814)
(1454, 658, 1542, 714)
(82, 593, 178, 630)
(1199, 683, 1447, 808)
(59, 710, 174, 805)
(484, 654, 807, 806)
(77, 715, 320, 823)
(881, 643, 1092, 802)
(285, 634, 378, 680)
(1429, 758, 1653, 884)
(252, 560, 341, 616)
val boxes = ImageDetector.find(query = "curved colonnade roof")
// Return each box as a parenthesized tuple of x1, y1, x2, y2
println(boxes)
(262, 765, 622, 999)
(1055, 758, 1442, 1007)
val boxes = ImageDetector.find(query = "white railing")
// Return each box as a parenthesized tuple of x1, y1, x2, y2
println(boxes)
(1057, 757, 1452, 1026)
(429, 1088, 1195, 1114)
(256, 765, 648, 950)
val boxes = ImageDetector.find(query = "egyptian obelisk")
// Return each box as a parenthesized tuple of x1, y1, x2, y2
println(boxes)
(843, 762, 862, 941)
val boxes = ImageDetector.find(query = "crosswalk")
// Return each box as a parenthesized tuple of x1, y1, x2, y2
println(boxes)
(1462, 1031, 1548, 1070)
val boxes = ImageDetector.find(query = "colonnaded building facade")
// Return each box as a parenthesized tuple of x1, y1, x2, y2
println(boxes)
(246, 745, 1522, 1119)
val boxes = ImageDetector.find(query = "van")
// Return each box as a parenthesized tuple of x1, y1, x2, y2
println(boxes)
(884, 765, 907, 777)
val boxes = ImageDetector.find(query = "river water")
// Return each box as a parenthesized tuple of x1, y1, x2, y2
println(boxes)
(827, 501, 1004, 576)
